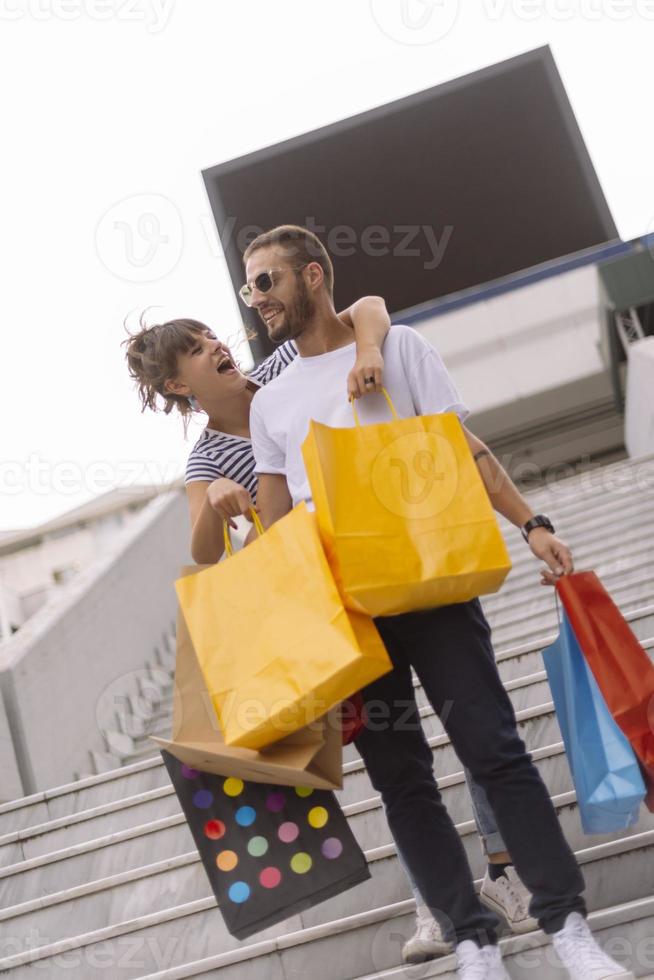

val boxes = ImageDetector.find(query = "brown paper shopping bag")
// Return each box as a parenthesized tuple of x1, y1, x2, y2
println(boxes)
(150, 568, 344, 790)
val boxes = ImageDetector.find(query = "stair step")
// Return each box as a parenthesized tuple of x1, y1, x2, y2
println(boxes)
(1, 749, 651, 949)
(117, 703, 174, 739)
(0, 671, 568, 868)
(120, 596, 654, 757)
(487, 519, 653, 597)
(495, 492, 654, 578)
(508, 478, 654, 539)
(127, 670, 557, 768)
(512, 451, 654, 509)
(0, 757, 167, 838)
(488, 572, 654, 648)
(474, 530, 654, 612)
(137, 897, 654, 980)
(505, 485, 654, 550)
(1, 833, 652, 978)
(495, 603, 654, 685)
(349, 897, 654, 980)
(2, 606, 653, 838)
(1, 453, 653, 977)
(343, 695, 562, 768)
(496, 507, 654, 567)
(0, 656, 590, 867)
(0, 733, 574, 901)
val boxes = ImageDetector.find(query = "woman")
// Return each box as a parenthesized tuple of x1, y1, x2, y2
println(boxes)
(124, 296, 534, 963)
(124, 296, 390, 562)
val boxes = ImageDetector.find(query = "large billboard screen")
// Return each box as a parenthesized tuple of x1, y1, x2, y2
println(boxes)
(203, 46, 618, 359)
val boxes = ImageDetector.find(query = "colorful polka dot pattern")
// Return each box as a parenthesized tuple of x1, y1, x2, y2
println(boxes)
(308, 806, 329, 828)
(322, 837, 343, 859)
(247, 836, 269, 857)
(266, 791, 285, 812)
(186, 774, 344, 904)
(260, 866, 282, 889)
(204, 819, 226, 840)
(235, 805, 256, 827)
(216, 850, 238, 872)
(290, 852, 312, 874)
(278, 822, 299, 843)
(228, 881, 250, 903)
(192, 789, 213, 809)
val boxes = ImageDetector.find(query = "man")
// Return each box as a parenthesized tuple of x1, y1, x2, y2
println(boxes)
(244, 224, 634, 980)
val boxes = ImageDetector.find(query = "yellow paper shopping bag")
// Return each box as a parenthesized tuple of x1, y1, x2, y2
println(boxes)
(175, 504, 391, 751)
(301, 392, 512, 616)
(150, 576, 345, 790)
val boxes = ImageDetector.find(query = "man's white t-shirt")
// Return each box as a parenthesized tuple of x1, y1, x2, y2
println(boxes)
(249, 323, 470, 509)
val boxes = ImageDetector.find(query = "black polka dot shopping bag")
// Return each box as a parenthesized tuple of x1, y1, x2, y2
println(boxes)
(161, 750, 370, 940)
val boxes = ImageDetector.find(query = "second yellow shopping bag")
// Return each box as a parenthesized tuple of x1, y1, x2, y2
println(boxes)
(175, 504, 391, 751)
(301, 393, 512, 617)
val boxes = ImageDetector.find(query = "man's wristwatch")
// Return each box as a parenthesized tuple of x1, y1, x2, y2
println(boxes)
(521, 514, 555, 543)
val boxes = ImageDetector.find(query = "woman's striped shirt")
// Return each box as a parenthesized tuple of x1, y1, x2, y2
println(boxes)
(184, 340, 298, 501)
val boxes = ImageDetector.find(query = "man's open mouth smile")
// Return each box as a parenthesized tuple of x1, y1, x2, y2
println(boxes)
(262, 307, 283, 326)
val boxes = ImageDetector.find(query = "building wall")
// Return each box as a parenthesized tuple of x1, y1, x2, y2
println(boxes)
(412, 263, 626, 476)
(0, 503, 154, 634)
(0, 491, 191, 798)
(416, 264, 605, 418)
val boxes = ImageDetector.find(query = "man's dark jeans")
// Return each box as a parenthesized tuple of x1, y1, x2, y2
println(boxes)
(353, 598, 586, 946)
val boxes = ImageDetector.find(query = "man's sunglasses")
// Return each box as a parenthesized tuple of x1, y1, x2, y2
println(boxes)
(238, 265, 306, 307)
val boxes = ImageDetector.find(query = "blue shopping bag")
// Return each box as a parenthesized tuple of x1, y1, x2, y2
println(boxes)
(542, 607, 645, 835)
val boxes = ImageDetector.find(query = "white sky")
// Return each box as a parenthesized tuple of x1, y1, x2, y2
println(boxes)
(2, 0, 654, 530)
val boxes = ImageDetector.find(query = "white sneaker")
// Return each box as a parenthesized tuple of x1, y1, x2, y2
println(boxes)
(456, 940, 511, 979)
(552, 913, 635, 979)
(402, 902, 451, 963)
(480, 866, 538, 934)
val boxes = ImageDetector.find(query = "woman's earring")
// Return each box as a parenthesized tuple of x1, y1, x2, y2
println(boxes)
(188, 395, 201, 411)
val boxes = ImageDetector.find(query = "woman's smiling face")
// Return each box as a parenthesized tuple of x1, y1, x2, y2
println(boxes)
(169, 328, 247, 403)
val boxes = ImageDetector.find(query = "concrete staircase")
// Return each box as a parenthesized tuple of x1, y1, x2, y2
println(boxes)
(1, 453, 654, 978)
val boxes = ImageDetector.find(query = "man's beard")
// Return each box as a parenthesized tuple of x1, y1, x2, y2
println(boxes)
(267, 278, 315, 344)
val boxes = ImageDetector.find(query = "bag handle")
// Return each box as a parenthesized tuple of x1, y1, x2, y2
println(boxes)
(223, 508, 264, 557)
(349, 386, 399, 427)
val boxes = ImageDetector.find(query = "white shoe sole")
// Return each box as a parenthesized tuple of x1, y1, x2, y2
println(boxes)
(479, 890, 538, 934)
(402, 939, 452, 963)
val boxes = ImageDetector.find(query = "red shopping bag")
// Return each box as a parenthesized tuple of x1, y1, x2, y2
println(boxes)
(556, 571, 654, 811)
(341, 692, 367, 746)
